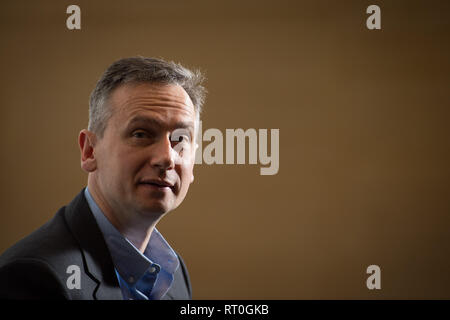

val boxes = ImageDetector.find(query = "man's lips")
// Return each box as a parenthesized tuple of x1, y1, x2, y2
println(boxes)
(139, 179, 175, 190)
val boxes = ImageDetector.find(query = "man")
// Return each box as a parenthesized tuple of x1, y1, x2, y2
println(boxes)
(0, 57, 206, 300)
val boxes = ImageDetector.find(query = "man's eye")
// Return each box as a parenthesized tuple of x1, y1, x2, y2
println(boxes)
(171, 128, 191, 144)
(132, 131, 147, 138)
(172, 135, 190, 143)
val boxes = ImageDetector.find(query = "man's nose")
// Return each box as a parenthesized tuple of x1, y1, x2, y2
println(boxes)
(150, 134, 176, 171)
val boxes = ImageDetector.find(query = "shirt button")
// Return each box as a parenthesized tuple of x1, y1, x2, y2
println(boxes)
(128, 276, 135, 283)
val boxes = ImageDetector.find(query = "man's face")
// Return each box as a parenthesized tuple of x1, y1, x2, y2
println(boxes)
(91, 83, 197, 220)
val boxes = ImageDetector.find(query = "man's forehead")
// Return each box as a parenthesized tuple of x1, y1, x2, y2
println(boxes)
(127, 115, 195, 131)
(102, 82, 199, 137)
(110, 82, 195, 113)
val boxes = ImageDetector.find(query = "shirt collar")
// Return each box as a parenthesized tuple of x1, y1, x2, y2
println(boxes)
(84, 187, 179, 285)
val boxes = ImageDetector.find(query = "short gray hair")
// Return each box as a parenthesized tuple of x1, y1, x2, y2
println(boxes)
(88, 56, 206, 137)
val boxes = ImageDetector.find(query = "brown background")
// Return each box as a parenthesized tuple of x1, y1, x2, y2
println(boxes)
(1, 0, 449, 299)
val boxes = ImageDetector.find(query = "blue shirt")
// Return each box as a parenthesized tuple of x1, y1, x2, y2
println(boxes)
(84, 187, 180, 300)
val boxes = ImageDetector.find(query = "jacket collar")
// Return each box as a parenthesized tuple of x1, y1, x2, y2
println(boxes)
(63, 189, 123, 300)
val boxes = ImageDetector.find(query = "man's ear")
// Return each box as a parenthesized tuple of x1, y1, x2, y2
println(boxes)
(78, 129, 98, 173)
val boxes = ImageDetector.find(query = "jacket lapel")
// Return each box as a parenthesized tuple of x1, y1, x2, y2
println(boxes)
(63, 189, 123, 300)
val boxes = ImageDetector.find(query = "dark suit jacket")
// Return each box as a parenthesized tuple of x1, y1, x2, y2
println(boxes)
(0, 189, 192, 300)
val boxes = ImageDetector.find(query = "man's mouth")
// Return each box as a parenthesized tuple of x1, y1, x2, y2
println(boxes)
(139, 179, 175, 191)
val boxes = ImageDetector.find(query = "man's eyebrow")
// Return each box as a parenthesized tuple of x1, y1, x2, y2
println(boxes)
(127, 116, 162, 128)
(127, 116, 195, 131)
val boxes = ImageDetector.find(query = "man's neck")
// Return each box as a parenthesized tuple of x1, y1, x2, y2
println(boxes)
(87, 176, 159, 253)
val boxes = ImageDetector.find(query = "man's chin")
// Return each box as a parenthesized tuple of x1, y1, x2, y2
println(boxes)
(136, 202, 173, 219)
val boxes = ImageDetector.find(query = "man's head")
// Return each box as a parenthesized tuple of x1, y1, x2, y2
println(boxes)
(79, 57, 206, 225)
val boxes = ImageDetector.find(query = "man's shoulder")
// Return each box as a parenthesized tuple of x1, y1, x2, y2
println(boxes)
(0, 205, 76, 266)
(0, 189, 93, 263)
(0, 189, 102, 299)
(0, 194, 89, 299)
